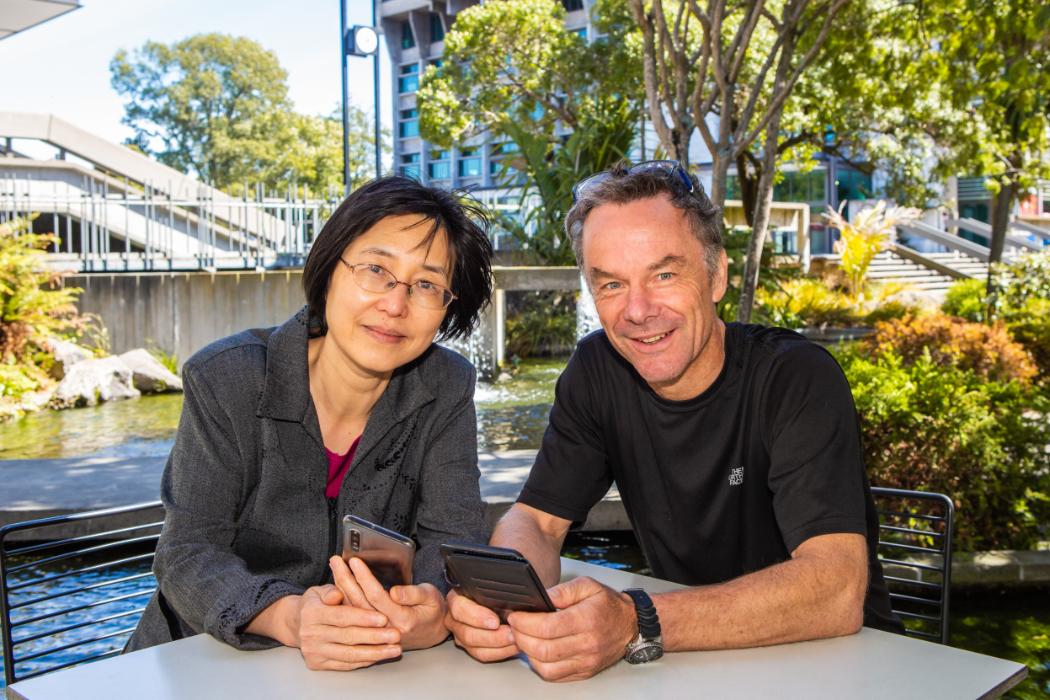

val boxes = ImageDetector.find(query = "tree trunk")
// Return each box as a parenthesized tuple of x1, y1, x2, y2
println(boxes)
(736, 120, 781, 324)
(735, 152, 760, 228)
(984, 179, 1018, 317)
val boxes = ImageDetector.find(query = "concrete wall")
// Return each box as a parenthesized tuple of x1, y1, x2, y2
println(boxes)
(70, 267, 582, 373)
(70, 270, 306, 367)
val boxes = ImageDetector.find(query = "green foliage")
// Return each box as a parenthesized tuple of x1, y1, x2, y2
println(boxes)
(837, 345, 1050, 551)
(0, 217, 99, 413)
(419, 0, 639, 148)
(942, 278, 987, 322)
(754, 278, 854, 329)
(718, 227, 803, 322)
(505, 291, 578, 359)
(147, 343, 179, 375)
(495, 100, 637, 265)
(944, 251, 1050, 379)
(111, 34, 381, 194)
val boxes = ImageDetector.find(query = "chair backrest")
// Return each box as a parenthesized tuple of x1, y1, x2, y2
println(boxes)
(870, 487, 954, 645)
(0, 501, 163, 685)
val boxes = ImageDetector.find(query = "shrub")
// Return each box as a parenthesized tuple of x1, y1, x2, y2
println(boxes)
(505, 290, 577, 359)
(941, 278, 986, 322)
(754, 278, 855, 328)
(837, 345, 1050, 550)
(866, 314, 1037, 385)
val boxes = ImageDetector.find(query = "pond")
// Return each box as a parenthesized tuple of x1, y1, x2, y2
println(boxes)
(0, 358, 566, 461)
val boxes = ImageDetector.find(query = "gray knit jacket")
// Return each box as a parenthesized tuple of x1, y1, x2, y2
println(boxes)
(126, 308, 488, 652)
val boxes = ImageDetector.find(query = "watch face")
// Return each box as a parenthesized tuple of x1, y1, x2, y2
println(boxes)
(355, 27, 379, 54)
(627, 642, 664, 664)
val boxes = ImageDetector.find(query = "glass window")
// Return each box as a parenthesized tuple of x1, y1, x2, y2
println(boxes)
(399, 108, 419, 138)
(401, 21, 415, 50)
(458, 148, 482, 178)
(428, 161, 450, 180)
(400, 153, 421, 179)
(562, 0, 585, 11)
(572, 27, 587, 39)
(835, 168, 872, 203)
(430, 13, 445, 42)
(398, 63, 419, 93)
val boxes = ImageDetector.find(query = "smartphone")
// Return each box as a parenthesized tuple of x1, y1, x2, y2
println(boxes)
(341, 514, 415, 589)
(441, 543, 555, 622)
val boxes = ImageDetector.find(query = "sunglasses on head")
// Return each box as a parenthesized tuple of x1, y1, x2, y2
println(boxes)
(572, 160, 695, 202)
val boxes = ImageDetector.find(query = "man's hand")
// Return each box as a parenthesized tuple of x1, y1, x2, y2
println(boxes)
(297, 585, 403, 671)
(507, 576, 638, 682)
(444, 589, 520, 662)
(329, 556, 449, 650)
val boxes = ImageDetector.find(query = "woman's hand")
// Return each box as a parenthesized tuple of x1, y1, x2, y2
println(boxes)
(297, 584, 404, 670)
(329, 556, 449, 651)
(247, 585, 402, 671)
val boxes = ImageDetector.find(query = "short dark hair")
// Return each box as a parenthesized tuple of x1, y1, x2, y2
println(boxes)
(565, 162, 723, 274)
(303, 176, 493, 341)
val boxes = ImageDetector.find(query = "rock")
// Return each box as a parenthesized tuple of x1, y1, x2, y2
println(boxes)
(51, 357, 140, 408)
(117, 349, 183, 393)
(47, 338, 93, 380)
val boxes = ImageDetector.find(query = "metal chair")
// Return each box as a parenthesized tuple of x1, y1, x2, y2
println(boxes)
(0, 501, 163, 685)
(870, 486, 955, 644)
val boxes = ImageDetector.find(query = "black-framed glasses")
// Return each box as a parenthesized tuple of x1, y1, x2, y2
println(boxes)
(572, 160, 695, 202)
(340, 259, 457, 310)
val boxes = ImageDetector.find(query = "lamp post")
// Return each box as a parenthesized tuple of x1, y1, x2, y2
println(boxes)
(341, 0, 381, 194)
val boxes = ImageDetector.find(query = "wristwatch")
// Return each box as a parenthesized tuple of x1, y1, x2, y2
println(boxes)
(622, 588, 663, 664)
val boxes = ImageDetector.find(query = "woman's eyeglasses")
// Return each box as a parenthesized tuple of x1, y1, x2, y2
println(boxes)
(340, 259, 456, 310)
(572, 160, 695, 202)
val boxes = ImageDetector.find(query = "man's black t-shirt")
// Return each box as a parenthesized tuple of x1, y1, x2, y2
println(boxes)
(518, 323, 899, 632)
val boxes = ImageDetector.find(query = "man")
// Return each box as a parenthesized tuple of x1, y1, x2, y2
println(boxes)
(446, 161, 899, 682)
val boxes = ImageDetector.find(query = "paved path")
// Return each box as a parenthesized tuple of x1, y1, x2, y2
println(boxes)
(0, 451, 626, 532)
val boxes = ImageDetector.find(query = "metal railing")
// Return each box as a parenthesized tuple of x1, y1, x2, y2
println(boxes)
(0, 501, 163, 685)
(871, 487, 954, 645)
(0, 171, 340, 272)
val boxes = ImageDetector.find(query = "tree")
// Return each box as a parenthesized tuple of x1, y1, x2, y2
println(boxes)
(111, 34, 383, 195)
(418, 0, 640, 265)
(627, 0, 850, 322)
(921, 0, 1050, 282)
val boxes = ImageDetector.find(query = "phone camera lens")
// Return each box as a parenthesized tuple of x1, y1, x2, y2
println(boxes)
(350, 530, 361, 551)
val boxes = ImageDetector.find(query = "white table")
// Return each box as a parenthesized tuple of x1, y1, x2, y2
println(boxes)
(6, 559, 1027, 700)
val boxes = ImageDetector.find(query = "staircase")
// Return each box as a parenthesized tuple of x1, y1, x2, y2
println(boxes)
(863, 250, 987, 293)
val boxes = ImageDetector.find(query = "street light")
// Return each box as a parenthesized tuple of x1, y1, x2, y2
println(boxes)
(340, 0, 382, 194)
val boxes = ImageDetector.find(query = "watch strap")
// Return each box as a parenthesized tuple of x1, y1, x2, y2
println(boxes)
(623, 588, 661, 639)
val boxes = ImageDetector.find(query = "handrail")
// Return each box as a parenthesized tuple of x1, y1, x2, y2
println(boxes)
(1010, 220, 1050, 243)
(896, 221, 991, 262)
(947, 217, 1043, 251)
(887, 242, 973, 280)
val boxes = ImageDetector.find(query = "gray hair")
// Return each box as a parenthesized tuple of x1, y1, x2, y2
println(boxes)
(565, 163, 723, 275)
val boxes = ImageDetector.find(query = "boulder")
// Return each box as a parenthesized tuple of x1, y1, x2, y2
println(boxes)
(47, 338, 93, 380)
(118, 349, 183, 393)
(51, 357, 140, 408)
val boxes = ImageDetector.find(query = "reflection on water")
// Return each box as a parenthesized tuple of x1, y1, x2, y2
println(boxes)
(0, 359, 567, 460)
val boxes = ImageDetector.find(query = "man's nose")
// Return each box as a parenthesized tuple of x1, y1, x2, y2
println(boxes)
(622, 284, 660, 325)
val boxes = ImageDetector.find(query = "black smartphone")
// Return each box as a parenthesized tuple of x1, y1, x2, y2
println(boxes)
(342, 514, 415, 589)
(441, 543, 556, 622)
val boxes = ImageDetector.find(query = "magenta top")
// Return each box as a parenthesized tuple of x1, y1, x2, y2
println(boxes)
(324, 436, 361, 499)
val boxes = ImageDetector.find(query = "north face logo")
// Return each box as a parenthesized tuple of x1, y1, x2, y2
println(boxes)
(729, 467, 744, 486)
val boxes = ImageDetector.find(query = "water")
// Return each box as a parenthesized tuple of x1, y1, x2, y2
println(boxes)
(0, 359, 565, 461)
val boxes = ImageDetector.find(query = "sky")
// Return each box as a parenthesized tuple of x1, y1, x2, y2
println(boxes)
(0, 0, 391, 148)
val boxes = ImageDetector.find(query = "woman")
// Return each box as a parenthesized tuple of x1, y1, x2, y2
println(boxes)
(127, 176, 494, 671)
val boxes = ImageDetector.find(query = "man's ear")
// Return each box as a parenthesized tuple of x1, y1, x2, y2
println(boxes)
(711, 248, 729, 303)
